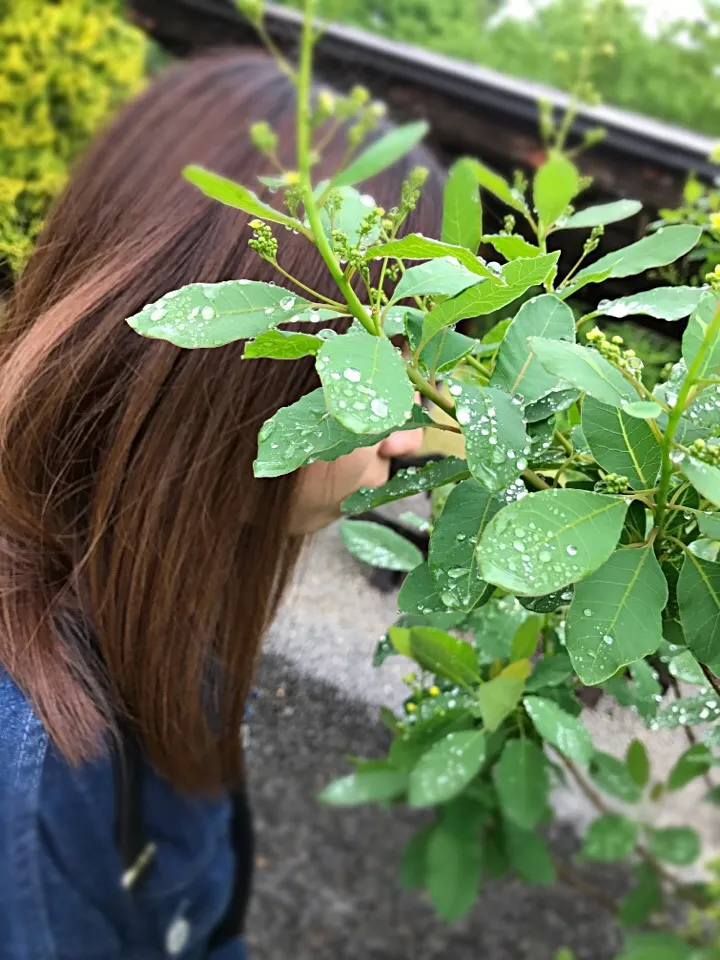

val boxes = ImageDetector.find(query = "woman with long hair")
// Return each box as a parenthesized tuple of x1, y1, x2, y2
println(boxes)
(0, 51, 440, 958)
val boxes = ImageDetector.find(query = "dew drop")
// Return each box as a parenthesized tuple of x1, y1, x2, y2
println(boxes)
(344, 368, 361, 382)
(371, 398, 388, 418)
(566, 544, 578, 556)
(583, 608, 592, 617)
(201, 306, 215, 320)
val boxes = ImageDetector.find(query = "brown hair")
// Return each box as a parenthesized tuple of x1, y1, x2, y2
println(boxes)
(0, 51, 441, 792)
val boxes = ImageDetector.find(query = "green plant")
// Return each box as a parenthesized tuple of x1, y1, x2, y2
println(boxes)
(0, 0, 147, 279)
(127, 0, 720, 954)
(278, 0, 720, 136)
(653, 168, 720, 289)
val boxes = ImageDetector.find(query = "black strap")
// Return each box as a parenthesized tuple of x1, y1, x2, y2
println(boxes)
(113, 730, 254, 945)
(112, 725, 149, 889)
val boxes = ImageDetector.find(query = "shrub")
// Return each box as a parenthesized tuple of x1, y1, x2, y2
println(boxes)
(129, 0, 720, 953)
(0, 0, 147, 279)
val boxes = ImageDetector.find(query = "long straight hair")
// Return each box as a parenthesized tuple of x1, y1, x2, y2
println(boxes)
(0, 51, 441, 792)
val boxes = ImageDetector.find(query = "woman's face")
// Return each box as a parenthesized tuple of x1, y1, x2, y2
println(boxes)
(290, 425, 425, 534)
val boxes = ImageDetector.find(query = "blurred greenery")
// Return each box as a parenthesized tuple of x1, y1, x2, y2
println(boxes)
(0, 0, 148, 279)
(279, 0, 720, 136)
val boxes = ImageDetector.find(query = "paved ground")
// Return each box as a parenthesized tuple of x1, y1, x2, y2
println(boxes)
(244, 522, 720, 959)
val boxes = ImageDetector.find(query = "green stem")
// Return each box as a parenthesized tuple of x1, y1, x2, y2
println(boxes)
(554, 430, 574, 456)
(406, 364, 454, 417)
(656, 302, 720, 534)
(272, 262, 347, 309)
(296, 4, 375, 337)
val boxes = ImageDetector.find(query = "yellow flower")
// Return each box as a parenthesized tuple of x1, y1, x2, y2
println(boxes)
(428, 686, 440, 697)
(710, 212, 720, 233)
(405, 702, 417, 714)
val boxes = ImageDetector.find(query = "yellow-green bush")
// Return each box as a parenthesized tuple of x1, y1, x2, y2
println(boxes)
(0, 0, 148, 278)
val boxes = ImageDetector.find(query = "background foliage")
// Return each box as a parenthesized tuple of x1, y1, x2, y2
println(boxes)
(0, 0, 148, 278)
(279, 0, 720, 136)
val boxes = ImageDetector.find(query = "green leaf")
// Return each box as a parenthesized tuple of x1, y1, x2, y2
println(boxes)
(405, 312, 477, 376)
(468, 158, 528, 213)
(319, 185, 381, 247)
(253, 389, 430, 478)
(654, 691, 720, 729)
(450, 381, 529, 493)
(399, 823, 434, 890)
(571, 225, 703, 288)
(493, 739, 550, 829)
(530, 339, 636, 407)
(244, 328, 322, 359)
(678, 550, 720, 665)
(342, 456, 469, 514)
(534, 155, 580, 230)
(409, 730, 487, 807)
(595, 286, 708, 322)
(426, 803, 483, 921)
(333, 121, 429, 188)
(590, 751, 642, 803)
(519, 587, 572, 615)
(558, 199, 642, 230)
(525, 653, 574, 693)
(127, 280, 329, 348)
(699, 513, 720, 540)
(667, 649, 706, 685)
(581, 813, 638, 862)
(510, 616, 542, 661)
(476, 660, 531, 732)
(183, 165, 299, 228)
(523, 695, 593, 766)
(566, 545, 667, 684)
(383, 305, 424, 336)
(503, 822, 556, 885)
(485, 234, 541, 261)
(626, 740, 650, 788)
(667, 744, 712, 791)
(477, 489, 628, 596)
(317, 328, 413, 435)
(622, 401, 662, 420)
(616, 932, 693, 960)
(428, 479, 502, 611)
(443, 158, 482, 253)
(490, 294, 575, 405)
(397, 562, 447, 616)
(389, 626, 482, 687)
(319, 767, 408, 805)
(524, 385, 581, 423)
(421, 252, 561, 346)
(647, 827, 701, 866)
(340, 520, 422, 572)
(682, 457, 720, 508)
(392, 258, 486, 303)
(682, 292, 720, 377)
(369, 234, 492, 278)
(582, 397, 661, 490)
(619, 864, 663, 927)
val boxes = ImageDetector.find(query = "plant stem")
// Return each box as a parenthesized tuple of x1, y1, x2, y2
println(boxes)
(554, 430, 574, 456)
(554, 858, 618, 913)
(272, 262, 347, 309)
(296, 4, 375, 337)
(701, 663, 720, 700)
(523, 468, 552, 491)
(656, 303, 720, 534)
(406, 364, 455, 417)
(465, 355, 492, 378)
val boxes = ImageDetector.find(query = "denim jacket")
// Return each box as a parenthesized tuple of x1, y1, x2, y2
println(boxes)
(0, 668, 246, 960)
